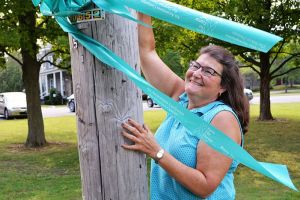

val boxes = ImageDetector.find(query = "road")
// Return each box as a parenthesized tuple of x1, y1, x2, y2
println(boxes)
(39, 102, 160, 118)
(0, 102, 156, 120)
(41, 102, 161, 117)
(41, 106, 75, 118)
(250, 94, 300, 104)
(1, 95, 299, 120)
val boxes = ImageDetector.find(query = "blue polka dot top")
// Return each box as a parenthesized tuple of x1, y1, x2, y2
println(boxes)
(150, 93, 244, 200)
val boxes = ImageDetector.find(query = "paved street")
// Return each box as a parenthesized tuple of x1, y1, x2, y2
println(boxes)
(0, 102, 160, 120)
(42, 106, 75, 118)
(250, 94, 300, 104)
(1, 94, 299, 120)
(40, 95, 300, 118)
(39, 102, 161, 118)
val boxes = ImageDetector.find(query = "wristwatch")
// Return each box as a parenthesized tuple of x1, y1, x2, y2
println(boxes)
(155, 149, 165, 164)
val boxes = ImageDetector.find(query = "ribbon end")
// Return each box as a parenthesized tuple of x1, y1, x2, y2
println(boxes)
(259, 161, 298, 191)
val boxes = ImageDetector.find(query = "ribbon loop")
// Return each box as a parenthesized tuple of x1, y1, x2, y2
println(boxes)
(33, 0, 297, 191)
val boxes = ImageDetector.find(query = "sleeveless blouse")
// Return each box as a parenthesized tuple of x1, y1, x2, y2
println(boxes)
(150, 93, 244, 200)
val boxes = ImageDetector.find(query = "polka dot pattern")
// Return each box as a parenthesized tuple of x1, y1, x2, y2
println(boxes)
(150, 93, 243, 200)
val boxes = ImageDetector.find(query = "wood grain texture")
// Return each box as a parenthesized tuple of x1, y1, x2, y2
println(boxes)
(69, 10, 148, 200)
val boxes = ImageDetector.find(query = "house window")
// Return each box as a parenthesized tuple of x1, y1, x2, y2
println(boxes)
(41, 78, 46, 93)
(49, 78, 54, 89)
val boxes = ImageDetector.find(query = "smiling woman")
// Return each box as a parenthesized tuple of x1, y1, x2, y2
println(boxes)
(184, 53, 226, 110)
(121, 13, 249, 200)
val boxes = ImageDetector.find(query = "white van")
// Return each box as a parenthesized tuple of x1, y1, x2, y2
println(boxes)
(0, 92, 27, 119)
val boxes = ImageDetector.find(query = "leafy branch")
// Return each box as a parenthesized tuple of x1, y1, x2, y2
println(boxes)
(0, 47, 23, 66)
(270, 53, 300, 78)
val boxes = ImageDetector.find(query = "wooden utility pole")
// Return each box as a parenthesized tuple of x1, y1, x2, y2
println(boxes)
(69, 9, 148, 200)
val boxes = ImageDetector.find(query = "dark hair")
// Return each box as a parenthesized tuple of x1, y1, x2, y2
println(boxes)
(200, 45, 249, 134)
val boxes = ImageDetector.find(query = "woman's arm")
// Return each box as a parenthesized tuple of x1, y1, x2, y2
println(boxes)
(121, 111, 241, 198)
(138, 13, 185, 100)
(160, 111, 241, 197)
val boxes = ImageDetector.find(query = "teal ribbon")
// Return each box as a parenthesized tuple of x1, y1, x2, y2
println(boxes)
(33, 0, 297, 191)
(96, 0, 283, 53)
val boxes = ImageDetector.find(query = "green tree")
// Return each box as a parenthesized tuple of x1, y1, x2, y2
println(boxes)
(154, 0, 300, 120)
(221, 0, 300, 120)
(161, 50, 185, 78)
(0, 56, 23, 92)
(280, 41, 300, 87)
(0, 0, 69, 147)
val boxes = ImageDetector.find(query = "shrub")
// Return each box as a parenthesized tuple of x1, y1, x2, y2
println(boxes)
(44, 88, 64, 105)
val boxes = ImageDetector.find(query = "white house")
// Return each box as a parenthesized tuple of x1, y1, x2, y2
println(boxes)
(38, 45, 73, 99)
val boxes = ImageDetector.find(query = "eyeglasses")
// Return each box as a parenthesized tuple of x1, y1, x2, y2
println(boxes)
(189, 61, 222, 77)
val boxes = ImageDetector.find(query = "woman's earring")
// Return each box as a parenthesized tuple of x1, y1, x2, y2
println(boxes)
(219, 92, 222, 97)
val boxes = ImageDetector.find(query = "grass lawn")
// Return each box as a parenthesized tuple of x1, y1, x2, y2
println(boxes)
(235, 104, 300, 199)
(272, 85, 300, 91)
(0, 104, 299, 199)
(269, 90, 300, 96)
(0, 117, 81, 200)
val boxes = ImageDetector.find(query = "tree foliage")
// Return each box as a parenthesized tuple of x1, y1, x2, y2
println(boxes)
(0, 56, 23, 93)
(153, 0, 300, 120)
(161, 50, 185, 78)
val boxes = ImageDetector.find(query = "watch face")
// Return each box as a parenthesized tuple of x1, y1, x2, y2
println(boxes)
(157, 149, 164, 159)
(157, 152, 163, 158)
(155, 149, 164, 163)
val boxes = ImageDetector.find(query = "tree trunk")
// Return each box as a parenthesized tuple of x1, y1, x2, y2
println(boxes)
(18, 4, 46, 147)
(259, 52, 273, 120)
(69, 11, 148, 199)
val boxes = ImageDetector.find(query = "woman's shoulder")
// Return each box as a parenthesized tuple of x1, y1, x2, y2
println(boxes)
(202, 102, 236, 122)
(208, 104, 243, 145)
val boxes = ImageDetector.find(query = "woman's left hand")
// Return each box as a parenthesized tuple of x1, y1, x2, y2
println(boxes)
(121, 119, 161, 159)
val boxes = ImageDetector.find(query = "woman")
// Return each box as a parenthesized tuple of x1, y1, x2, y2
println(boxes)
(121, 13, 249, 200)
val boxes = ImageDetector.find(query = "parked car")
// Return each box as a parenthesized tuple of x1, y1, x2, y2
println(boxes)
(146, 88, 253, 108)
(67, 94, 75, 112)
(0, 92, 27, 119)
(142, 92, 148, 101)
(147, 96, 156, 108)
(244, 88, 253, 101)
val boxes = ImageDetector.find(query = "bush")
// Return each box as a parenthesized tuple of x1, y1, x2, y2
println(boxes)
(44, 88, 64, 105)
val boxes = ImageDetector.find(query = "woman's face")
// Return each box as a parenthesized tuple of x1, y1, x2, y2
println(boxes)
(185, 53, 225, 102)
